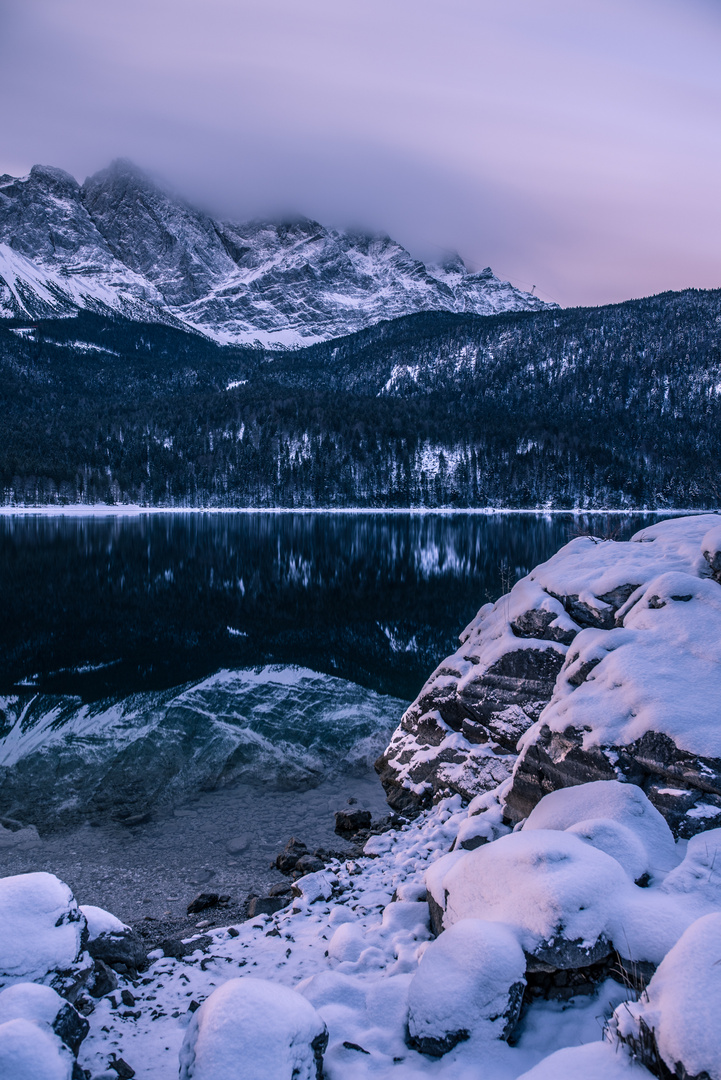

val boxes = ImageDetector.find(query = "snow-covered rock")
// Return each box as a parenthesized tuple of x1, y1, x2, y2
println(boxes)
(80, 904, 147, 973)
(516, 1040, 655, 1080)
(430, 830, 630, 970)
(508, 566, 721, 832)
(611, 912, 721, 1080)
(406, 919, 526, 1054)
(178, 977, 328, 1080)
(661, 828, 721, 914)
(0, 873, 90, 1000)
(522, 781, 677, 883)
(0, 1017, 76, 1080)
(0, 982, 88, 1056)
(0, 160, 551, 346)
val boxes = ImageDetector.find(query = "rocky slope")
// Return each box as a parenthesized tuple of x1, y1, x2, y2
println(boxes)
(0, 160, 551, 346)
(377, 514, 721, 837)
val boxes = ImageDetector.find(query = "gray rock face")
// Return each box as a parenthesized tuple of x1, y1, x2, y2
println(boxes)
(0, 159, 553, 343)
(505, 725, 721, 835)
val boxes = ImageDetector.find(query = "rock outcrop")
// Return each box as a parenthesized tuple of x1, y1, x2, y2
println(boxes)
(378, 514, 721, 838)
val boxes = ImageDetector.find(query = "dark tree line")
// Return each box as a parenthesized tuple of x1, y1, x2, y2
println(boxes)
(1, 289, 721, 508)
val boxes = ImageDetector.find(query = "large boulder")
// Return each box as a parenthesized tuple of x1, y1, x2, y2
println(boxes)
(505, 569, 721, 835)
(521, 780, 677, 883)
(377, 515, 717, 814)
(375, 576, 582, 811)
(406, 919, 526, 1055)
(611, 912, 721, 1080)
(0, 873, 90, 1001)
(427, 829, 631, 972)
(178, 977, 329, 1080)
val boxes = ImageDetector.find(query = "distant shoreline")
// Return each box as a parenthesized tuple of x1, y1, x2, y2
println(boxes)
(0, 505, 709, 517)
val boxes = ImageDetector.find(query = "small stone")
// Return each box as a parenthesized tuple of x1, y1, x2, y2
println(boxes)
(120, 989, 136, 1007)
(160, 939, 188, 959)
(188, 1000, 201, 1013)
(195, 920, 211, 928)
(227, 927, 240, 938)
(343, 1041, 370, 1054)
(88, 927, 147, 973)
(275, 837, 308, 873)
(293, 854, 325, 875)
(268, 881, 293, 897)
(87, 959, 118, 999)
(187, 892, 220, 914)
(226, 835, 249, 854)
(109, 1055, 136, 1078)
(117, 811, 152, 827)
(247, 896, 289, 918)
(334, 809, 372, 834)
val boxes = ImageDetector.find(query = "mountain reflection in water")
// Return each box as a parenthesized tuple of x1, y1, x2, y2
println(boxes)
(0, 511, 665, 701)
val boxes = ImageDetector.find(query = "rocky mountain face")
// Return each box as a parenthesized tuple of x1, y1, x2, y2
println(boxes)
(376, 514, 721, 839)
(0, 160, 551, 345)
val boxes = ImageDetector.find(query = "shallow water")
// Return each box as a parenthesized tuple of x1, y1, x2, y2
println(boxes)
(0, 511, 669, 916)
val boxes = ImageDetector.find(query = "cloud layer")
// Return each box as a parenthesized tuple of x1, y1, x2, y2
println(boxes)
(1, 0, 720, 306)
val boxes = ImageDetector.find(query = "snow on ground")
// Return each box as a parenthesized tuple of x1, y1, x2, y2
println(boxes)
(5, 778, 721, 1077)
(60, 795, 644, 1079)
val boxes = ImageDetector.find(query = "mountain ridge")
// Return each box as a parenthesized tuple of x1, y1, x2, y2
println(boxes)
(0, 159, 553, 346)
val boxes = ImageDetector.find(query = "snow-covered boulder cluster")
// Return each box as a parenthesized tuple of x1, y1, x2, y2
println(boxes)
(377, 514, 721, 840)
(428, 781, 718, 979)
(4, 779, 721, 1079)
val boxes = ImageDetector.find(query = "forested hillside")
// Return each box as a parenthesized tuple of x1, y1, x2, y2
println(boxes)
(2, 287, 721, 508)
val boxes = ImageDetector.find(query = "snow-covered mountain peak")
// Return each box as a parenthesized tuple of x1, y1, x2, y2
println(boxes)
(0, 159, 556, 345)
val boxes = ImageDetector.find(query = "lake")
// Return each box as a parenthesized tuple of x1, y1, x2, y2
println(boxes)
(0, 510, 666, 922)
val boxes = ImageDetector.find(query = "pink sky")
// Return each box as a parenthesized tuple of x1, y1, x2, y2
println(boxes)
(1, 0, 719, 307)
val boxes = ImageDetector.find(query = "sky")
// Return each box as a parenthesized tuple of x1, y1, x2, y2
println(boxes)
(0, 0, 720, 307)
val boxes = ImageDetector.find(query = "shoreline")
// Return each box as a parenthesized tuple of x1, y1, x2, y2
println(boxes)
(0, 505, 710, 517)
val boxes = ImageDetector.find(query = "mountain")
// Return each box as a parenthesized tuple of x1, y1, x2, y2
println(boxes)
(0, 159, 552, 346)
(1, 287, 720, 508)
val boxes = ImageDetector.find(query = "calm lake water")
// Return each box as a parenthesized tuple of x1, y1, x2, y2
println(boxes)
(0, 510, 665, 702)
(0, 511, 670, 921)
